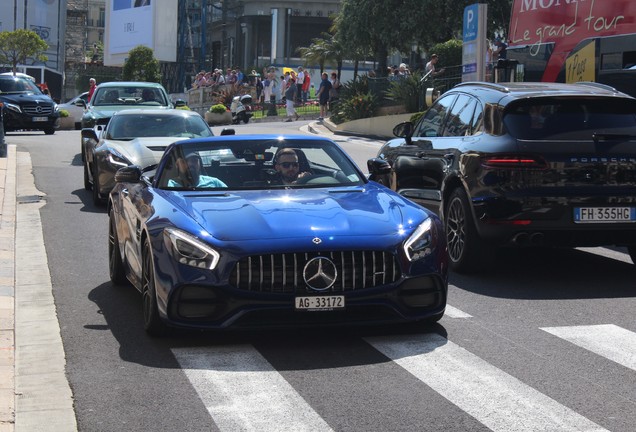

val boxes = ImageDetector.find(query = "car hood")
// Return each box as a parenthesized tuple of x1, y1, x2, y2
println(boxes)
(164, 184, 427, 242)
(106, 137, 177, 167)
(0, 93, 55, 105)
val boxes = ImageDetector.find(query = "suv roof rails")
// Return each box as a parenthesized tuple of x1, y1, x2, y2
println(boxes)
(454, 81, 511, 93)
(574, 81, 619, 93)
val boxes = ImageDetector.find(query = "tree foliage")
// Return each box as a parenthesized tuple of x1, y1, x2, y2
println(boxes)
(0, 29, 48, 74)
(335, 0, 512, 75)
(122, 45, 161, 83)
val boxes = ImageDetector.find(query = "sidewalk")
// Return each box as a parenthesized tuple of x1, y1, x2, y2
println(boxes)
(0, 144, 76, 432)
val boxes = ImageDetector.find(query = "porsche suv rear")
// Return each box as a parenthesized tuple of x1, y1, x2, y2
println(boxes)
(371, 82, 636, 272)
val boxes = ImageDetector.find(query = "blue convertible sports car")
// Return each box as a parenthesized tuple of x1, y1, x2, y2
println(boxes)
(108, 134, 448, 335)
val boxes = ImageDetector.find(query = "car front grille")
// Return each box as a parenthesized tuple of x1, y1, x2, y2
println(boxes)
(22, 103, 54, 115)
(230, 250, 401, 293)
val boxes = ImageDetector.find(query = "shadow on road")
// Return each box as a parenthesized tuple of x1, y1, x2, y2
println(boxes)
(451, 246, 635, 300)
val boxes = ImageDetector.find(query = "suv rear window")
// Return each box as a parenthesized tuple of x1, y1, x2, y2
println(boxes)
(504, 98, 636, 139)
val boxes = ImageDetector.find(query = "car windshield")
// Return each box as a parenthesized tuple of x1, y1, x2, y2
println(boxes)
(106, 113, 213, 140)
(155, 138, 365, 190)
(504, 97, 636, 139)
(0, 76, 43, 94)
(91, 86, 168, 107)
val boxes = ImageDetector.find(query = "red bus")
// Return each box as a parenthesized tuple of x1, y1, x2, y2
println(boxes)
(507, 0, 636, 96)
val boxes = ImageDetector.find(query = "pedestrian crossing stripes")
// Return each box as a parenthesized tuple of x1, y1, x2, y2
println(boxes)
(172, 323, 636, 432)
(366, 333, 607, 432)
(541, 324, 636, 371)
(172, 345, 333, 432)
(443, 304, 473, 318)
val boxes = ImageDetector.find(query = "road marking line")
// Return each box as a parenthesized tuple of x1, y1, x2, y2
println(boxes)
(172, 345, 333, 432)
(444, 304, 473, 318)
(541, 324, 636, 371)
(366, 334, 607, 432)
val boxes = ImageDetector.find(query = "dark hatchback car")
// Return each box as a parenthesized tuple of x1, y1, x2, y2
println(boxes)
(369, 81, 636, 272)
(0, 74, 59, 134)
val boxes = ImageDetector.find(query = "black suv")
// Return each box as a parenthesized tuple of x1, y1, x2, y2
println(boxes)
(0, 74, 59, 135)
(369, 81, 636, 272)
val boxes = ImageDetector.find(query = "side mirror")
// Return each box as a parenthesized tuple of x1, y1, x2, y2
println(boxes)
(114, 165, 142, 183)
(393, 121, 414, 138)
(367, 158, 392, 175)
(220, 128, 236, 136)
(75, 99, 87, 108)
(81, 128, 98, 142)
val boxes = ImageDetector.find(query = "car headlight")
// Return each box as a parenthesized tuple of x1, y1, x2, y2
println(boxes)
(164, 228, 220, 270)
(54, 103, 59, 112)
(6, 103, 22, 114)
(403, 218, 434, 261)
(107, 150, 130, 168)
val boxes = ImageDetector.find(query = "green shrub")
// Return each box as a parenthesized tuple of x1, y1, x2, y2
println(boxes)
(385, 72, 426, 113)
(330, 91, 378, 124)
(209, 103, 228, 114)
(428, 39, 463, 69)
(176, 105, 191, 111)
(59, 109, 70, 118)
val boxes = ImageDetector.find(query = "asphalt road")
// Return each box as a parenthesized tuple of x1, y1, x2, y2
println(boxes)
(5, 124, 636, 432)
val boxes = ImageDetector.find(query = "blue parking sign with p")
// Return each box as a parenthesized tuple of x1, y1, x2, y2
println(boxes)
(463, 4, 479, 42)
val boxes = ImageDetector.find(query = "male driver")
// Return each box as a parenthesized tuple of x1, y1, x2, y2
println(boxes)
(168, 153, 227, 188)
(274, 148, 310, 185)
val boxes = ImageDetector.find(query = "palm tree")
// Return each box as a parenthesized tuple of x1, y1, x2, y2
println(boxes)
(298, 34, 343, 77)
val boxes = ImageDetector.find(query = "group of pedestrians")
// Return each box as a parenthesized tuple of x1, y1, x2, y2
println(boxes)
(191, 67, 248, 90)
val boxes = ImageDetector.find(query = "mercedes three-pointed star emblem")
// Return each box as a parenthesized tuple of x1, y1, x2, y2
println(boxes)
(303, 257, 338, 291)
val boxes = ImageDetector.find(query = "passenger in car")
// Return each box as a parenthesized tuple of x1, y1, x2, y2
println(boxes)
(168, 153, 227, 188)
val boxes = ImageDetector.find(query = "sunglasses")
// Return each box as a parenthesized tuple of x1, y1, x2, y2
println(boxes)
(278, 162, 299, 168)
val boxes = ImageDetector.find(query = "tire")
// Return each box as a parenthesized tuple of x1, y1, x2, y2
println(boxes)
(83, 161, 91, 191)
(44, 127, 55, 135)
(445, 188, 493, 273)
(242, 113, 250, 124)
(627, 246, 636, 265)
(92, 163, 105, 206)
(108, 211, 128, 286)
(142, 239, 168, 336)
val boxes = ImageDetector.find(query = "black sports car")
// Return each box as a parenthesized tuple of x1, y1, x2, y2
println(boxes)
(369, 81, 636, 272)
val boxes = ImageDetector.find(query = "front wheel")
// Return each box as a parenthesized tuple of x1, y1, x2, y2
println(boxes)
(92, 163, 105, 206)
(83, 162, 91, 191)
(43, 127, 55, 135)
(142, 239, 168, 336)
(445, 188, 493, 273)
(108, 211, 128, 286)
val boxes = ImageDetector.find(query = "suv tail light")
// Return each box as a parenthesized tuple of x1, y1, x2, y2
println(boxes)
(480, 154, 548, 170)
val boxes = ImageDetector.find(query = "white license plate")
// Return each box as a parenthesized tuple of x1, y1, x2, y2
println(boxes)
(574, 207, 635, 223)
(32, 116, 48, 122)
(295, 296, 345, 311)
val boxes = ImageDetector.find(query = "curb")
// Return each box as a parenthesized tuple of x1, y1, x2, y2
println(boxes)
(0, 144, 17, 432)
